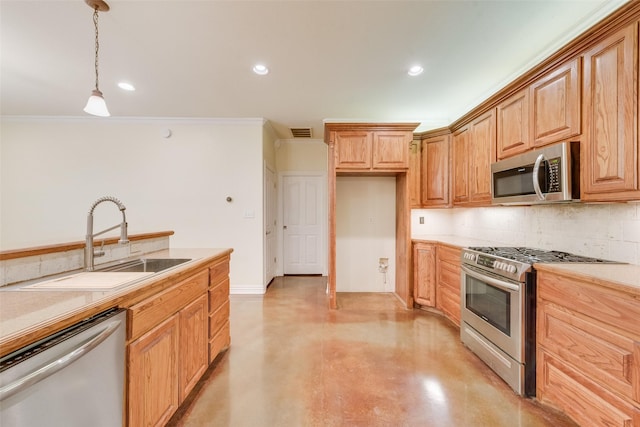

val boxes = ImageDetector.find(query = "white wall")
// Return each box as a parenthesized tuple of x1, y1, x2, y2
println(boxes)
(336, 176, 396, 292)
(412, 203, 640, 265)
(275, 139, 327, 172)
(0, 117, 266, 293)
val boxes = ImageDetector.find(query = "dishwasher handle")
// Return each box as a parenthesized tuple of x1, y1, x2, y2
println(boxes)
(0, 318, 122, 402)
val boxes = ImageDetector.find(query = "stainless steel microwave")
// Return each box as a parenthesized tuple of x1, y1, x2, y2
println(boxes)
(491, 141, 580, 205)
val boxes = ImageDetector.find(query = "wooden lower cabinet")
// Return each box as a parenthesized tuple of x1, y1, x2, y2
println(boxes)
(208, 256, 231, 363)
(127, 258, 231, 426)
(435, 245, 461, 327)
(413, 242, 436, 307)
(536, 268, 640, 426)
(128, 314, 180, 427)
(412, 242, 462, 327)
(179, 294, 208, 402)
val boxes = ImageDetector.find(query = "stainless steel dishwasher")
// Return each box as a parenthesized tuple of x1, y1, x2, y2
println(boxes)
(0, 308, 126, 426)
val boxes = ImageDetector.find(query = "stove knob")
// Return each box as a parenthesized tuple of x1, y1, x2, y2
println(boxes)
(507, 265, 517, 273)
(495, 261, 503, 270)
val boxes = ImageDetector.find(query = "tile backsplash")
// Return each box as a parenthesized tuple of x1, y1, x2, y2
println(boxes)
(0, 236, 170, 287)
(412, 202, 640, 265)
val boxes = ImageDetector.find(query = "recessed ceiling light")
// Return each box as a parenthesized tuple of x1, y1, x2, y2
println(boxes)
(253, 64, 269, 75)
(408, 65, 424, 77)
(118, 82, 136, 91)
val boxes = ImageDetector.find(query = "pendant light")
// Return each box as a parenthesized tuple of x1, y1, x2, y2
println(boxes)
(83, 0, 110, 117)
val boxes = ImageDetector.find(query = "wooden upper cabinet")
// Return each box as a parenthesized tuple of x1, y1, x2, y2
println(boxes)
(334, 131, 373, 169)
(373, 131, 410, 169)
(421, 134, 450, 207)
(452, 125, 470, 204)
(530, 58, 582, 147)
(409, 138, 421, 208)
(497, 89, 530, 159)
(469, 109, 496, 204)
(327, 123, 419, 173)
(582, 22, 640, 202)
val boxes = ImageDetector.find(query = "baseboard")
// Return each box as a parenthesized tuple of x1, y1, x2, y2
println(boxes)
(230, 283, 266, 295)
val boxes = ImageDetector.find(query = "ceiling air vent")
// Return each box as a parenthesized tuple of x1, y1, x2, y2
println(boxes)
(290, 127, 313, 138)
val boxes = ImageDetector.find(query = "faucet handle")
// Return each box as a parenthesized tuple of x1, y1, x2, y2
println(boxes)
(94, 240, 106, 258)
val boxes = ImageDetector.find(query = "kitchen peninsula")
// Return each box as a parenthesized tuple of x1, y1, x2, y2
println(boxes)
(0, 234, 232, 426)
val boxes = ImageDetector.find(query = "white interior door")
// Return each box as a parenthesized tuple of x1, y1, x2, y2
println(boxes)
(283, 175, 325, 275)
(264, 164, 277, 285)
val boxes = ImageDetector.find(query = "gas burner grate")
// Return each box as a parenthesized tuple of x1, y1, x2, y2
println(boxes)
(468, 247, 617, 264)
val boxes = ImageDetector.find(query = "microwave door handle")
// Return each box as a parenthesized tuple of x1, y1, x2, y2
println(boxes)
(532, 153, 546, 201)
(461, 265, 520, 292)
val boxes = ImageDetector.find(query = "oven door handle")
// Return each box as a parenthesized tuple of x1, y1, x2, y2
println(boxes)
(461, 265, 520, 292)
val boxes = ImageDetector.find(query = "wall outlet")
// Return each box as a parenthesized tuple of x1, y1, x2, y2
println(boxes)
(419, 216, 424, 224)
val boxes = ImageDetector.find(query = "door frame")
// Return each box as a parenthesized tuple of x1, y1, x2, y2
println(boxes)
(263, 162, 277, 287)
(277, 171, 328, 277)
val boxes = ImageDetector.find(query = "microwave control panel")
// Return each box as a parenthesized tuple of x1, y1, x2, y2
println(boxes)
(547, 157, 561, 192)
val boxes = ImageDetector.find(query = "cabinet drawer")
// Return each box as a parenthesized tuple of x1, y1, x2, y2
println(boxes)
(129, 270, 208, 341)
(209, 259, 229, 287)
(437, 245, 461, 265)
(209, 278, 229, 311)
(209, 321, 230, 364)
(537, 350, 640, 427)
(437, 287, 460, 326)
(538, 271, 640, 337)
(209, 300, 230, 338)
(539, 301, 640, 404)
(438, 261, 460, 292)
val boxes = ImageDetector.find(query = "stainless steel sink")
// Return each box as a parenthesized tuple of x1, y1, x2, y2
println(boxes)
(95, 258, 192, 273)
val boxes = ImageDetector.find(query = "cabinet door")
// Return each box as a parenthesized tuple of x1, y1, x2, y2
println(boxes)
(452, 126, 470, 204)
(334, 131, 372, 169)
(421, 134, 450, 207)
(469, 110, 496, 204)
(179, 294, 208, 402)
(408, 138, 421, 208)
(413, 243, 436, 307)
(497, 89, 530, 159)
(582, 22, 640, 201)
(128, 314, 179, 427)
(372, 131, 410, 169)
(530, 58, 581, 147)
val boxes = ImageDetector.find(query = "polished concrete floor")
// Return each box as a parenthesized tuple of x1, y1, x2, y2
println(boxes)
(171, 276, 576, 427)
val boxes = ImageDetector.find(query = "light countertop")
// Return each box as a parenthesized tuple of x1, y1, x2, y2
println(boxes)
(412, 234, 509, 249)
(534, 263, 640, 295)
(0, 248, 232, 357)
(411, 235, 640, 294)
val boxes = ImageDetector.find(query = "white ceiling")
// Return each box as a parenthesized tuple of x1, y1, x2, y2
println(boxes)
(0, 0, 629, 139)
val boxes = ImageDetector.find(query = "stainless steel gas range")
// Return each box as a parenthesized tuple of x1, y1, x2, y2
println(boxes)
(460, 247, 616, 396)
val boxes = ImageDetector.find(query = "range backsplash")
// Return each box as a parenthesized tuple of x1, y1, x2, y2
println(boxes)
(412, 203, 640, 266)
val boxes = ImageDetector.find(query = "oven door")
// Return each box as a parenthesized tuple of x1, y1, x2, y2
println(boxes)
(460, 264, 524, 362)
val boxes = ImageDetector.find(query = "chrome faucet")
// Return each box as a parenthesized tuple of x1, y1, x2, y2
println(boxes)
(85, 196, 129, 271)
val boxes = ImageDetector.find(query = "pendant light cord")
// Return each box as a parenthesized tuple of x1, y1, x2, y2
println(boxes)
(93, 8, 100, 91)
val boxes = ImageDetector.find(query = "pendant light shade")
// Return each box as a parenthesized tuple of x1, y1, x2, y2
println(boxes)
(84, 89, 110, 117)
(84, 0, 110, 117)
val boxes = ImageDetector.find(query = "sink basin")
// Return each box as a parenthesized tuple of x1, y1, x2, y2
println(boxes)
(95, 258, 192, 273)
